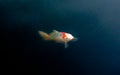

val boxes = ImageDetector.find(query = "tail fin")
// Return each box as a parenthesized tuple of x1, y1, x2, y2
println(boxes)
(38, 31, 51, 40)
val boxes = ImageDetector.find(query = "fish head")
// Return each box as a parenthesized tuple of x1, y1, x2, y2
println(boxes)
(65, 33, 78, 42)
(65, 33, 74, 41)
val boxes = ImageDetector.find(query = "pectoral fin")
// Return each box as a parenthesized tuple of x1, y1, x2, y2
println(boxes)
(64, 39, 68, 48)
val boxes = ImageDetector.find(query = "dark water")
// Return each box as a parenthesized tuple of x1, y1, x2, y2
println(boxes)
(2, 0, 120, 75)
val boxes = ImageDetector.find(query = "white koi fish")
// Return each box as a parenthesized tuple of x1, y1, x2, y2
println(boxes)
(38, 30, 78, 48)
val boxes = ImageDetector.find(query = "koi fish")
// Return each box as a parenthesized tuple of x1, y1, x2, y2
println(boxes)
(38, 30, 78, 48)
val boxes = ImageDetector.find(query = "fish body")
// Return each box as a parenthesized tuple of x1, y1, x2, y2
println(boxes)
(38, 30, 78, 48)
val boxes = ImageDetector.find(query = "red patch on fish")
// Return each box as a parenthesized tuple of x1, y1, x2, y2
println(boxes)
(61, 32, 66, 39)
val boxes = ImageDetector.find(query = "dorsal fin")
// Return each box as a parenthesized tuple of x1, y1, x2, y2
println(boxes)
(53, 30, 59, 33)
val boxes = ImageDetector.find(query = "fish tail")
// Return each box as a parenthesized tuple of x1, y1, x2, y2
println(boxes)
(38, 31, 51, 40)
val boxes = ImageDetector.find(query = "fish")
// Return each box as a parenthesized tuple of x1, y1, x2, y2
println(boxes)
(38, 30, 78, 48)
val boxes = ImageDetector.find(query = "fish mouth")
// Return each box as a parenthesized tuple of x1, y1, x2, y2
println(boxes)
(72, 37, 78, 41)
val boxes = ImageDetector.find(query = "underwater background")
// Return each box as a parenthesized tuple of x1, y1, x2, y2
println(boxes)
(2, 0, 120, 75)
